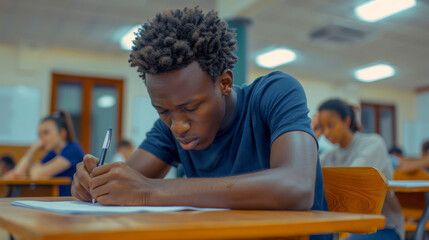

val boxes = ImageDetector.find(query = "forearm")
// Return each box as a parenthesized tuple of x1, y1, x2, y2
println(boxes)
(15, 147, 39, 174)
(399, 157, 429, 173)
(148, 168, 315, 210)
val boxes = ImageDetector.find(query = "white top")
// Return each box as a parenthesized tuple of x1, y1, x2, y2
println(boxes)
(321, 132, 404, 240)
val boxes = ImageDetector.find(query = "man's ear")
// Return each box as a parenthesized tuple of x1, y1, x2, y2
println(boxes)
(216, 70, 234, 96)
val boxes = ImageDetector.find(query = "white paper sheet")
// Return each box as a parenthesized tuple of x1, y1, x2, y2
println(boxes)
(11, 201, 226, 214)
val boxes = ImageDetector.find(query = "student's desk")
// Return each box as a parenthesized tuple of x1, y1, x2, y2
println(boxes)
(0, 178, 71, 197)
(0, 197, 385, 240)
(388, 180, 429, 240)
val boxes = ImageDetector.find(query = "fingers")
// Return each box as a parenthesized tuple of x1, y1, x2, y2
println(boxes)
(96, 194, 115, 206)
(89, 170, 112, 190)
(91, 161, 124, 178)
(75, 161, 92, 192)
(90, 182, 111, 200)
(83, 154, 99, 173)
(71, 173, 92, 202)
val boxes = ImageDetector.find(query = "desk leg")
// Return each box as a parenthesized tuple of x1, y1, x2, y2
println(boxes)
(52, 185, 59, 197)
(414, 192, 429, 240)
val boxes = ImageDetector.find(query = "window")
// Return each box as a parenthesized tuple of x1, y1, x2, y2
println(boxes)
(51, 73, 123, 160)
(361, 102, 396, 149)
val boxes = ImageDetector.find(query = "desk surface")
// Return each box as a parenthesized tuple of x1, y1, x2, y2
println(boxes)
(0, 178, 70, 185)
(0, 197, 385, 240)
(388, 180, 429, 192)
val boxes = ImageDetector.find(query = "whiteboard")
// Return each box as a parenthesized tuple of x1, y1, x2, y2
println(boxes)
(131, 96, 160, 146)
(0, 85, 41, 145)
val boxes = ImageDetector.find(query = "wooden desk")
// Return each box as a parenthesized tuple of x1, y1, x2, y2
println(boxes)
(0, 178, 71, 197)
(0, 197, 385, 240)
(388, 180, 429, 240)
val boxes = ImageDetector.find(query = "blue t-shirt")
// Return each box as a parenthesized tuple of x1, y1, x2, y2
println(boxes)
(41, 142, 84, 196)
(140, 71, 330, 239)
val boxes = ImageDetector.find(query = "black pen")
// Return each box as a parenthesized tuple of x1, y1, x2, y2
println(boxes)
(92, 128, 112, 204)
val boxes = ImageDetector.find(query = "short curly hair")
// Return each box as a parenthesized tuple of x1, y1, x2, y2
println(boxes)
(129, 6, 238, 81)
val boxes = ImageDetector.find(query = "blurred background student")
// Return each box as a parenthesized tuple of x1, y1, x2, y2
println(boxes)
(109, 139, 135, 163)
(312, 98, 404, 240)
(388, 145, 404, 170)
(397, 140, 429, 174)
(4, 110, 84, 196)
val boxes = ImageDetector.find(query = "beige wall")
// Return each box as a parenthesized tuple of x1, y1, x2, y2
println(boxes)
(0, 43, 148, 141)
(249, 70, 417, 146)
(0, 43, 417, 147)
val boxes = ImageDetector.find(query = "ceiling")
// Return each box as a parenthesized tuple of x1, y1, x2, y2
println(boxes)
(0, 0, 428, 90)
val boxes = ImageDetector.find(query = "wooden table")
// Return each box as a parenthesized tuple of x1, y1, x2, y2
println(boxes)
(0, 197, 385, 240)
(388, 180, 429, 240)
(0, 178, 71, 197)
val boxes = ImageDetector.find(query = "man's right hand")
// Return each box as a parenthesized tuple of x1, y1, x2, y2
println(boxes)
(71, 154, 99, 201)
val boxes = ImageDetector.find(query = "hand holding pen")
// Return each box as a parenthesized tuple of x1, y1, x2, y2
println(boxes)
(92, 128, 112, 204)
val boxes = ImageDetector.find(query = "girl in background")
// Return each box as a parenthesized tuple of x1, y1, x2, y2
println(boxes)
(312, 98, 404, 240)
(5, 110, 84, 196)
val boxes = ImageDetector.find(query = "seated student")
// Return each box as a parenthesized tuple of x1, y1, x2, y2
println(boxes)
(0, 155, 15, 177)
(397, 140, 429, 173)
(4, 110, 84, 196)
(311, 99, 404, 240)
(110, 139, 136, 163)
(388, 145, 404, 170)
(72, 7, 330, 240)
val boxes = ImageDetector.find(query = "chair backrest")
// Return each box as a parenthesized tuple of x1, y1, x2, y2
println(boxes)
(322, 167, 388, 215)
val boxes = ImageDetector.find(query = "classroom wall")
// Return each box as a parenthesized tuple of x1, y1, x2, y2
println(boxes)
(0, 43, 418, 150)
(249, 70, 417, 147)
(0, 43, 149, 145)
(402, 91, 429, 156)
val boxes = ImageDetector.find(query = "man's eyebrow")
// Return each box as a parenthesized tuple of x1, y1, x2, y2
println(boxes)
(152, 99, 198, 109)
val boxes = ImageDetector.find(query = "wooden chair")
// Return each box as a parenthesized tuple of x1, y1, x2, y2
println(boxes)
(393, 169, 429, 233)
(322, 167, 389, 215)
(322, 167, 388, 239)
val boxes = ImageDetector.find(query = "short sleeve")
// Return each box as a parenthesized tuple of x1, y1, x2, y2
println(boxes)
(40, 151, 56, 164)
(256, 72, 316, 145)
(139, 119, 180, 167)
(59, 143, 84, 167)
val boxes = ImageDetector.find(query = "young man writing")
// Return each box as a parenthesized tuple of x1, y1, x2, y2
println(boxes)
(71, 8, 329, 238)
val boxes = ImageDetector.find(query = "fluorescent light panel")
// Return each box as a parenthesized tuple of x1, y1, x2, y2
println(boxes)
(355, 0, 416, 22)
(256, 47, 296, 69)
(97, 95, 116, 108)
(354, 63, 396, 82)
(120, 25, 141, 51)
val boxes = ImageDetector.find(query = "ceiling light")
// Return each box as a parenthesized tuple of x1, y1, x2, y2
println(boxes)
(97, 95, 116, 108)
(120, 25, 141, 51)
(354, 63, 396, 82)
(255, 47, 297, 69)
(355, 0, 416, 23)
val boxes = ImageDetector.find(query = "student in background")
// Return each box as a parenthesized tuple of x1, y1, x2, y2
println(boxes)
(397, 140, 429, 173)
(388, 145, 404, 170)
(312, 98, 404, 240)
(4, 110, 84, 196)
(110, 139, 135, 163)
(0, 155, 15, 176)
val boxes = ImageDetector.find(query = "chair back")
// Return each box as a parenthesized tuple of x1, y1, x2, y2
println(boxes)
(322, 167, 388, 214)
